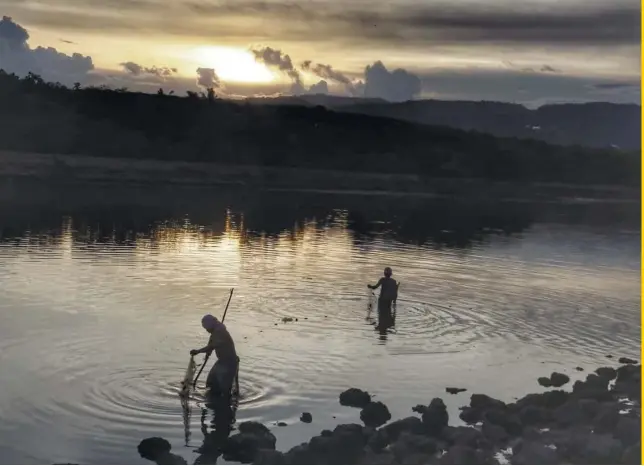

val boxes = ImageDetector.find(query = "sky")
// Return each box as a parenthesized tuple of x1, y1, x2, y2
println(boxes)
(0, 0, 641, 105)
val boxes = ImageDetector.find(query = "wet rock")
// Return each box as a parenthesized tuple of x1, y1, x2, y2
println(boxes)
(518, 405, 550, 426)
(614, 415, 640, 447)
(137, 438, 187, 465)
(441, 426, 490, 450)
(381, 416, 423, 441)
(360, 401, 391, 428)
(619, 357, 638, 365)
(300, 412, 312, 423)
(621, 442, 641, 464)
(606, 354, 614, 359)
(439, 445, 479, 465)
(514, 390, 568, 410)
(483, 409, 522, 436)
(420, 398, 449, 436)
(253, 449, 286, 465)
(537, 377, 552, 388)
(391, 432, 439, 461)
(481, 421, 508, 445)
(595, 366, 617, 380)
(470, 394, 506, 411)
(360, 451, 396, 464)
(574, 433, 623, 464)
(446, 387, 467, 395)
(339, 388, 372, 408)
(459, 407, 482, 425)
(575, 366, 584, 371)
(549, 372, 570, 388)
(222, 421, 276, 463)
(592, 402, 621, 433)
(277, 421, 287, 427)
(511, 441, 559, 464)
(281, 317, 293, 323)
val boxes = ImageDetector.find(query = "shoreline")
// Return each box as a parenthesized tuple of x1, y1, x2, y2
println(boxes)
(136, 359, 641, 465)
(0, 151, 639, 203)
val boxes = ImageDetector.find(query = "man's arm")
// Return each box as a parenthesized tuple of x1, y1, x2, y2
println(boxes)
(191, 334, 218, 356)
(368, 278, 383, 290)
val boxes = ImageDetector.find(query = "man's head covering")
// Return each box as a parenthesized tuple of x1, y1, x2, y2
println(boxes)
(202, 314, 224, 331)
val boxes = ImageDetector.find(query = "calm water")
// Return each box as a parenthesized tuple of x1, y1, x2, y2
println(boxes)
(0, 183, 640, 464)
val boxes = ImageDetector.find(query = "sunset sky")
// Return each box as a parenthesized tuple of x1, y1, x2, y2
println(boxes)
(0, 0, 640, 105)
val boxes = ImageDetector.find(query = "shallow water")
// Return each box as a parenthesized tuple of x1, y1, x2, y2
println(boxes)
(0, 184, 640, 464)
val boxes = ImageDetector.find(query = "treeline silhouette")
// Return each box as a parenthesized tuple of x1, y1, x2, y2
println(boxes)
(0, 70, 639, 185)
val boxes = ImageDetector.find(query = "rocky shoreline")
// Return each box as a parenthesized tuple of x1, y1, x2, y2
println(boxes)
(139, 359, 641, 465)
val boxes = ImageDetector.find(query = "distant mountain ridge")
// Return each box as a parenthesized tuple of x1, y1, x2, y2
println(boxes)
(245, 95, 641, 150)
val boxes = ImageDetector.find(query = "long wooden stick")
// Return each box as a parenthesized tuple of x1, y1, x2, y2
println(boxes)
(193, 288, 235, 388)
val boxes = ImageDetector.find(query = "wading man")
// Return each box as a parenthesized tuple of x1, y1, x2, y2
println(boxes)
(191, 314, 239, 400)
(368, 267, 399, 329)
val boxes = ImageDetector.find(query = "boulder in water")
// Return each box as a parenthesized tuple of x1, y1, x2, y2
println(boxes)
(339, 388, 372, 408)
(549, 372, 570, 388)
(300, 412, 312, 423)
(222, 421, 276, 463)
(360, 401, 391, 428)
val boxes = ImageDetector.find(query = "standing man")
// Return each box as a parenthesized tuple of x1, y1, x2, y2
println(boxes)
(191, 314, 239, 400)
(368, 267, 399, 329)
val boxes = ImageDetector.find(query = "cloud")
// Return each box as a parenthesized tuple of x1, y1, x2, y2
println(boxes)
(363, 61, 421, 102)
(196, 67, 220, 88)
(307, 80, 328, 94)
(251, 46, 301, 85)
(120, 61, 177, 77)
(0, 15, 94, 83)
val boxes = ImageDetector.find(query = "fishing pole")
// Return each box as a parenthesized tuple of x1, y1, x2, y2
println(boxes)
(193, 287, 235, 389)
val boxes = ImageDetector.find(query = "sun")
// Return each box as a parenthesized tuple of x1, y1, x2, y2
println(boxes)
(192, 46, 275, 84)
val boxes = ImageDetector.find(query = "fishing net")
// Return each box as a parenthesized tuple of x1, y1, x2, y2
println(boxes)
(180, 356, 196, 397)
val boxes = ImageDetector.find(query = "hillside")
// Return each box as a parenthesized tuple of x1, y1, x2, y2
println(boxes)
(0, 70, 639, 186)
(252, 95, 640, 151)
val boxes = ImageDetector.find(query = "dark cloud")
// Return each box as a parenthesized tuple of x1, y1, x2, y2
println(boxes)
(364, 61, 421, 102)
(5, 0, 638, 49)
(539, 65, 559, 73)
(307, 80, 328, 94)
(0, 16, 94, 83)
(196, 67, 220, 88)
(120, 61, 177, 77)
(251, 46, 301, 85)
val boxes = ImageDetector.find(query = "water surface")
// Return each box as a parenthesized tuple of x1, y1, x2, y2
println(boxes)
(0, 184, 640, 464)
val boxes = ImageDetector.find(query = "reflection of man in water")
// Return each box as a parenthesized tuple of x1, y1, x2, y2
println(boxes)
(194, 395, 237, 464)
(368, 267, 399, 330)
(190, 315, 239, 400)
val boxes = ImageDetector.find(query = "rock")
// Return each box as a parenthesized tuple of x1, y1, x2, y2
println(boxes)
(470, 394, 506, 411)
(339, 388, 372, 408)
(138, 438, 171, 461)
(441, 426, 489, 449)
(481, 421, 508, 444)
(421, 398, 449, 436)
(446, 387, 467, 395)
(537, 377, 552, 388)
(138, 438, 186, 465)
(222, 421, 276, 463)
(549, 372, 570, 388)
(360, 401, 391, 428)
(390, 432, 438, 461)
(595, 366, 617, 380)
(592, 402, 620, 433)
(483, 409, 522, 436)
(606, 354, 613, 359)
(511, 441, 560, 464)
(277, 422, 287, 427)
(619, 357, 638, 365)
(254, 449, 286, 465)
(459, 407, 482, 424)
(281, 317, 293, 323)
(575, 366, 584, 371)
(576, 433, 623, 464)
(381, 416, 423, 441)
(518, 405, 550, 426)
(439, 445, 479, 464)
(300, 412, 312, 423)
(614, 415, 641, 447)
(361, 450, 396, 464)
(621, 442, 641, 464)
